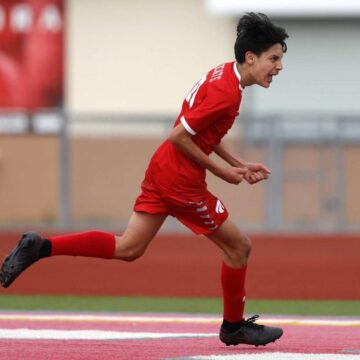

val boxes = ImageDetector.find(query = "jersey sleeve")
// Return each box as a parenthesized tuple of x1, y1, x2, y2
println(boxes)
(180, 84, 237, 135)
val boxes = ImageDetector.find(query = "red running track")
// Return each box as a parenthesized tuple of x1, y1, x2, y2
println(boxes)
(0, 312, 359, 359)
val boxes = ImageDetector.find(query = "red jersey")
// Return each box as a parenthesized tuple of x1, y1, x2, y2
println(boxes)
(145, 61, 243, 198)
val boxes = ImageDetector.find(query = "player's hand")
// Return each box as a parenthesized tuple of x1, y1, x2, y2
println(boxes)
(243, 162, 271, 185)
(217, 166, 247, 185)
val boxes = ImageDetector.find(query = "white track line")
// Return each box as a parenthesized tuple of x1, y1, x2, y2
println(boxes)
(0, 313, 359, 327)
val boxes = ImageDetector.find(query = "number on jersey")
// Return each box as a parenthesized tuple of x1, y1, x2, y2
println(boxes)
(185, 75, 206, 108)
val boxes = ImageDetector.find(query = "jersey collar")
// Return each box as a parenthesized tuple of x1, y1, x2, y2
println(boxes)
(233, 62, 244, 92)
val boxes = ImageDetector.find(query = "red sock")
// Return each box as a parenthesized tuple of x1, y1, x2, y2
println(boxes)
(48, 231, 115, 259)
(221, 261, 247, 322)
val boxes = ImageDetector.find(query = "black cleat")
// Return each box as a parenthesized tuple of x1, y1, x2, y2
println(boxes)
(0, 232, 44, 288)
(219, 315, 283, 346)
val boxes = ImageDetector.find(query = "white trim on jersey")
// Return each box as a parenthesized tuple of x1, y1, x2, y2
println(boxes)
(233, 62, 244, 91)
(180, 116, 197, 135)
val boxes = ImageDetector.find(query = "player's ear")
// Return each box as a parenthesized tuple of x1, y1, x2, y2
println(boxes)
(245, 51, 255, 65)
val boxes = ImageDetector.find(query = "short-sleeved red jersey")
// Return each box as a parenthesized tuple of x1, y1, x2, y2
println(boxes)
(144, 61, 243, 199)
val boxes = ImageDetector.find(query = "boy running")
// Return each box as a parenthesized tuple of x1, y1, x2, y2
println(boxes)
(0, 12, 288, 347)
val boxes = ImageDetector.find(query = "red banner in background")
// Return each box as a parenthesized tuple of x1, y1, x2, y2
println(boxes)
(0, 0, 63, 109)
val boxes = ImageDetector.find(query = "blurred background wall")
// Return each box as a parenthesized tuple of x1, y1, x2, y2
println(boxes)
(0, 0, 359, 233)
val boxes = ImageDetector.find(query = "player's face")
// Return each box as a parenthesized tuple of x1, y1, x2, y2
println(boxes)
(250, 43, 284, 88)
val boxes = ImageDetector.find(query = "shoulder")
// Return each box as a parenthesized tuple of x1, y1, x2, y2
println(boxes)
(206, 62, 240, 105)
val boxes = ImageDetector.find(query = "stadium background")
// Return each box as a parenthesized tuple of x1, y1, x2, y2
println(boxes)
(0, 0, 359, 302)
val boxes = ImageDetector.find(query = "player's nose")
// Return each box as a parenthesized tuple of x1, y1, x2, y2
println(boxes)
(276, 59, 283, 71)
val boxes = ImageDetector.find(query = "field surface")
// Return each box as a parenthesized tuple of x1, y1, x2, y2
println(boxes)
(0, 311, 359, 360)
(0, 231, 359, 358)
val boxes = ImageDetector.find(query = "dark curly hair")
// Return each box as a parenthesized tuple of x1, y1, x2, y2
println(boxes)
(234, 13, 288, 64)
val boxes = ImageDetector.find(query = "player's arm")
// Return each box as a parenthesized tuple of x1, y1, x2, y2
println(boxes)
(213, 142, 248, 168)
(169, 124, 246, 185)
(214, 142, 271, 185)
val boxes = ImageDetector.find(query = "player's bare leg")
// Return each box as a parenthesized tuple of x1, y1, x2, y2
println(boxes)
(114, 211, 167, 261)
(207, 217, 251, 268)
(207, 218, 283, 346)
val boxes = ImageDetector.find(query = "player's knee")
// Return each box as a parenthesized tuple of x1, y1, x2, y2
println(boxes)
(226, 235, 252, 267)
(117, 247, 145, 262)
(114, 237, 146, 262)
(122, 249, 144, 262)
(241, 234, 252, 258)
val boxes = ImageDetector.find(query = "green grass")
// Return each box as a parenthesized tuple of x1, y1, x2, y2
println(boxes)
(0, 295, 359, 316)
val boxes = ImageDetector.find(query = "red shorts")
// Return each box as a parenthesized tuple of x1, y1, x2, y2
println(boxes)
(134, 176, 228, 235)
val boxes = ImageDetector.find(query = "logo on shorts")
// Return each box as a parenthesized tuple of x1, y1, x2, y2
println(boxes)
(215, 200, 225, 214)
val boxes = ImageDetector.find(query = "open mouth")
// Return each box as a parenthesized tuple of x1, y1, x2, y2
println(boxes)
(266, 72, 278, 84)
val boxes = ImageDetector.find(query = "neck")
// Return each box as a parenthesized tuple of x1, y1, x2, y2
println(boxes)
(237, 62, 254, 88)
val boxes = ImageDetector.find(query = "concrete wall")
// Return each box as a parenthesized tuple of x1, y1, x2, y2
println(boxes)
(0, 135, 59, 223)
(0, 134, 359, 230)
